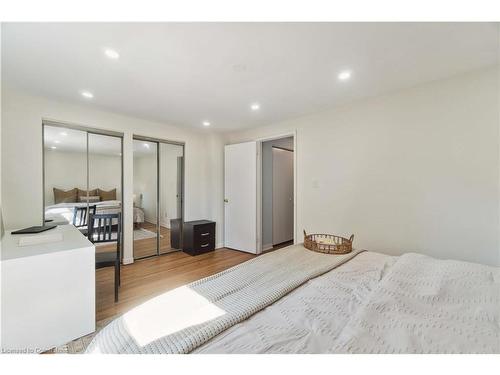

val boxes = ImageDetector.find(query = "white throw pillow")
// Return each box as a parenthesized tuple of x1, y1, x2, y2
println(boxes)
(79, 195, 100, 203)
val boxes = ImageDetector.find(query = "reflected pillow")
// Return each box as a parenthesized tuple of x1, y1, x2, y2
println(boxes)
(53, 188, 78, 204)
(79, 195, 100, 203)
(98, 188, 116, 201)
(78, 188, 98, 199)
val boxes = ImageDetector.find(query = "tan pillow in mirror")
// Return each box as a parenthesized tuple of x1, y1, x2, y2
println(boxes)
(98, 188, 116, 201)
(53, 188, 78, 204)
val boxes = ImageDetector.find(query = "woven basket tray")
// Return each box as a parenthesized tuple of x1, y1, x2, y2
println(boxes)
(303, 230, 354, 254)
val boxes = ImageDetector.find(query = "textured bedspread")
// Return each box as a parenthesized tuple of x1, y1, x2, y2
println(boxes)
(196, 252, 500, 354)
(45, 201, 122, 224)
(330, 253, 500, 353)
(86, 246, 500, 354)
(45, 201, 144, 224)
(86, 244, 363, 353)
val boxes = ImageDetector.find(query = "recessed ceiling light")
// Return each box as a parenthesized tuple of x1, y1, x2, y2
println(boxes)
(250, 103, 260, 111)
(143, 143, 150, 149)
(50, 146, 57, 150)
(60, 132, 68, 136)
(54, 140, 61, 144)
(202, 121, 211, 127)
(104, 48, 120, 60)
(338, 70, 352, 81)
(81, 91, 94, 99)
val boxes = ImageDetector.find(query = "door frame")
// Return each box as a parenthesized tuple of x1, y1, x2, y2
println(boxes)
(271, 145, 294, 246)
(256, 131, 297, 254)
(132, 135, 185, 260)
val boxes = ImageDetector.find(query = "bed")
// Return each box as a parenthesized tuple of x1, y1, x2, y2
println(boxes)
(45, 201, 144, 225)
(86, 244, 500, 354)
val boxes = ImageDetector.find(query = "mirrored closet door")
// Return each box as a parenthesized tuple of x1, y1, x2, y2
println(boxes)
(133, 139, 158, 259)
(159, 142, 184, 255)
(43, 125, 87, 224)
(43, 121, 123, 252)
(133, 137, 184, 260)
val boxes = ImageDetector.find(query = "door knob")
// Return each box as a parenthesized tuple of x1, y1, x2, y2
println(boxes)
(224, 198, 229, 203)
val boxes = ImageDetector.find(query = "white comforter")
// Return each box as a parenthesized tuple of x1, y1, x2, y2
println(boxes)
(45, 201, 144, 224)
(87, 246, 500, 354)
(45, 200, 122, 223)
(86, 245, 362, 353)
(196, 252, 500, 354)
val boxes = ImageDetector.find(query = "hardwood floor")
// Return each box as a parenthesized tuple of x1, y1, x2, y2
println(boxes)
(96, 247, 256, 322)
(133, 222, 177, 259)
(96, 221, 177, 259)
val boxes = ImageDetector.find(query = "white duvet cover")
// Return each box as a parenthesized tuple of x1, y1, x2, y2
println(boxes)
(86, 245, 362, 353)
(196, 252, 499, 353)
(45, 200, 122, 224)
(86, 246, 499, 354)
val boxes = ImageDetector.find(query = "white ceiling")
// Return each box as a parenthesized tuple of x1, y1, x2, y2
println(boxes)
(3, 23, 499, 131)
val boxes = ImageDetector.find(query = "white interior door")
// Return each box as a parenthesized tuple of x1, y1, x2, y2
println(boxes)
(224, 142, 258, 253)
(272, 147, 294, 245)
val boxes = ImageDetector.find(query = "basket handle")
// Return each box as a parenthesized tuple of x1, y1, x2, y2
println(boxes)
(303, 229, 307, 237)
(349, 234, 354, 243)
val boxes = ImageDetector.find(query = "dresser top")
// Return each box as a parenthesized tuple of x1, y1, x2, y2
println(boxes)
(1, 225, 94, 261)
(184, 220, 215, 226)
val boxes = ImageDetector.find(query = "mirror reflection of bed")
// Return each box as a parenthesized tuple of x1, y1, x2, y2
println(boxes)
(43, 124, 124, 261)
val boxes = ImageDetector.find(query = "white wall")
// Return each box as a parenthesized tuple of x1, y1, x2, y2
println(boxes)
(0, 26, 3, 239)
(228, 67, 500, 266)
(262, 137, 294, 249)
(44, 149, 122, 205)
(1, 88, 225, 263)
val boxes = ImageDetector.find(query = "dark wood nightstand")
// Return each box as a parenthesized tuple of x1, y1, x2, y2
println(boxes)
(182, 220, 216, 256)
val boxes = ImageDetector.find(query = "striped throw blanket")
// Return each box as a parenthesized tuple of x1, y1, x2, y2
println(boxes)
(86, 244, 363, 353)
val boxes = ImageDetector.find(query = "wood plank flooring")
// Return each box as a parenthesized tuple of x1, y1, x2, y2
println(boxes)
(96, 247, 256, 322)
(96, 222, 176, 259)
(133, 222, 176, 259)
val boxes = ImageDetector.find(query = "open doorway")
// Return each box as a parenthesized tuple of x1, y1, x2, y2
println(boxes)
(261, 136, 294, 252)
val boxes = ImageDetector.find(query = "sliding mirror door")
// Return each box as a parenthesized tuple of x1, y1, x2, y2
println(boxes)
(44, 126, 88, 224)
(88, 133, 123, 256)
(88, 133, 122, 210)
(133, 139, 158, 259)
(159, 142, 184, 255)
(43, 123, 123, 242)
(133, 137, 184, 259)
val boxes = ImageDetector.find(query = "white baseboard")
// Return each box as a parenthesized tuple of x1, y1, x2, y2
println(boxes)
(216, 242, 224, 249)
(122, 257, 134, 265)
(262, 243, 273, 251)
(143, 218, 172, 229)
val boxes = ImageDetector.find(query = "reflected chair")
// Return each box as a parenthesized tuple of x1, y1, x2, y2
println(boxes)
(72, 205, 96, 236)
(88, 212, 122, 302)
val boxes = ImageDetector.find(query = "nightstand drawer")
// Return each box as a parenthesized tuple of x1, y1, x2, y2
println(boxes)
(194, 223, 215, 240)
(193, 236, 216, 254)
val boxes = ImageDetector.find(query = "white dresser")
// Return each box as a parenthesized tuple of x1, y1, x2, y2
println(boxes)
(1, 225, 95, 353)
